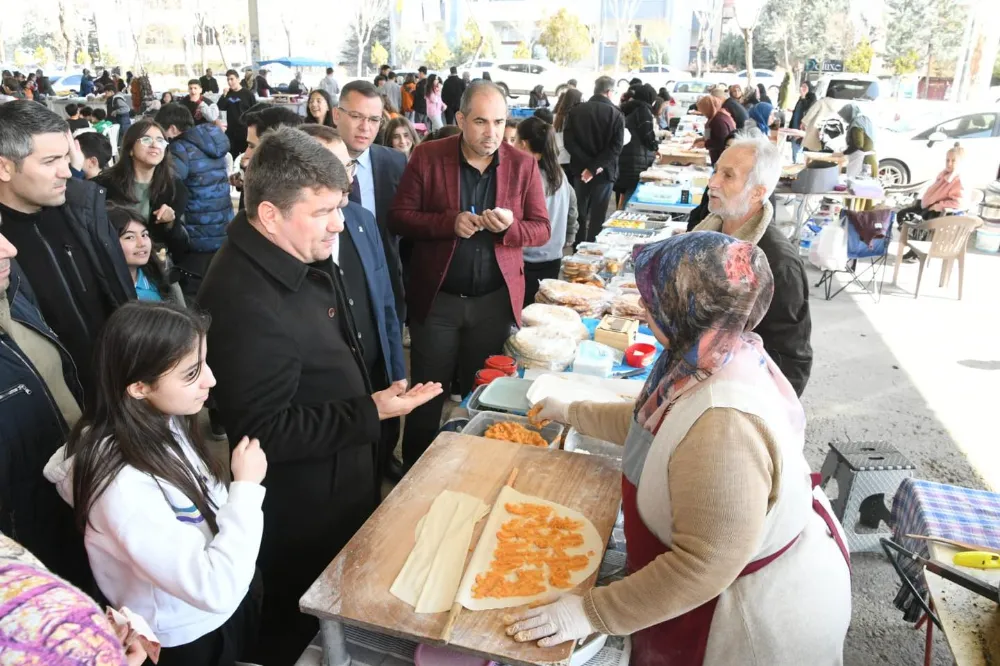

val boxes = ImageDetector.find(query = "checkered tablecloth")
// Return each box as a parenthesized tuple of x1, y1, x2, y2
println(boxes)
(890, 478, 1000, 620)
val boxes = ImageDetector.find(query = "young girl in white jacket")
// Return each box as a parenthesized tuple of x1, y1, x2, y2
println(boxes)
(44, 301, 268, 666)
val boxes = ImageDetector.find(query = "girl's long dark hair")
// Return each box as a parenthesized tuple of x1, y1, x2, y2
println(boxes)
(516, 116, 563, 196)
(66, 302, 226, 535)
(106, 203, 173, 300)
(554, 88, 583, 132)
(305, 89, 335, 127)
(101, 119, 176, 211)
(381, 116, 419, 153)
(425, 74, 439, 98)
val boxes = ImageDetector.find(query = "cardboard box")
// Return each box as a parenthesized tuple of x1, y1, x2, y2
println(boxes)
(594, 315, 639, 352)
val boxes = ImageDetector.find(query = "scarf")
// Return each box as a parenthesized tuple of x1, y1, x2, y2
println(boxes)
(695, 95, 728, 120)
(632, 231, 782, 435)
(839, 103, 876, 141)
(748, 102, 773, 134)
(693, 200, 774, 247)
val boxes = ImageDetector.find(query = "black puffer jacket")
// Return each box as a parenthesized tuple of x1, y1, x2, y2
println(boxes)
(615, 100, 659, 194)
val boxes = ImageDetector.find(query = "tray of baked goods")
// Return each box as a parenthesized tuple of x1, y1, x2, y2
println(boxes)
(463, 410, 564, 449)
(602, 211, 672, 233)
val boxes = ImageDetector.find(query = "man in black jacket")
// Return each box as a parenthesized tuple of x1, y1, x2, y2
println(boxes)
(564, 75, 624, 245)
(690, 131, 813, 395)
(0, 101, 134, 398)
(413, 65, 429, 124)
(441, 66, 465, 125)
(0, 225, 90, 590)
(724, 84, 750, 130)
(197, 127, 440, 665)
(199, 67, 220, 94)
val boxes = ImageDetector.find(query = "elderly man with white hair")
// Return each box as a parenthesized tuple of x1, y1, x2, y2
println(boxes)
(692, 130, 813, 396)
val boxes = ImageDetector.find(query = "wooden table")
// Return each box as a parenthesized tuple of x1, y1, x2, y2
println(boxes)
(925, 543, 1000, 666)
(656, 149, 709, 167)
(299, 432, 623, 666)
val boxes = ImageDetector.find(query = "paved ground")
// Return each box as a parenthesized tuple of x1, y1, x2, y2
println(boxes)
(801, 239, 999, 666)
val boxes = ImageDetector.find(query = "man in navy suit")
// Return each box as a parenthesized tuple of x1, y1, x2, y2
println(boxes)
(299, 124, 407, 482)
(333, 80, 407, 329)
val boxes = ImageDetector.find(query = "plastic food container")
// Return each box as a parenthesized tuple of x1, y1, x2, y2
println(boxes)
(474, 369, 507, 386)
(476, 376, 533, 413)
(485, 355, 518, 376)
(625, 343, 657, 368)
(463, 411, 564, 449)
(573, 340, 617, 378)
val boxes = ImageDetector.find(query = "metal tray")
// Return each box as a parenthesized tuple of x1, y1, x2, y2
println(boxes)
(462, 411, 564, 449)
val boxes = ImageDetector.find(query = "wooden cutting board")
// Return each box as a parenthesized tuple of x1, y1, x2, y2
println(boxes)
(299, 431, 623, 666)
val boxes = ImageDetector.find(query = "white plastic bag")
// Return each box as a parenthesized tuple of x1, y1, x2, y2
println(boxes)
(809, 222, 849, 271)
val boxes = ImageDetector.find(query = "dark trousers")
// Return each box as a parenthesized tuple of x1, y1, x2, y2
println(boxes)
(444, 109, 457, 125)
(524, 258, 561, 308)
(226, 126, 248, 159)
(402, 288, 514, 467)
(897, 205, 942, 242)
(150, 569, 262, 666)
(574, 177, 614, 246)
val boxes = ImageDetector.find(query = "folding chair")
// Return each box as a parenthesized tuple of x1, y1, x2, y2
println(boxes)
(815, 209, 893, 302)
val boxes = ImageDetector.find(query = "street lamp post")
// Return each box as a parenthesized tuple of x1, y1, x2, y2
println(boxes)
(733, 0, 763, 96)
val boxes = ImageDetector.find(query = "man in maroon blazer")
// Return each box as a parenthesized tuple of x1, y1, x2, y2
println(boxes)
(390, 80, 551, 469)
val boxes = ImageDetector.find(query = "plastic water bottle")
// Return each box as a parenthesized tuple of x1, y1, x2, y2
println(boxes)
(799, 222, 822, 257)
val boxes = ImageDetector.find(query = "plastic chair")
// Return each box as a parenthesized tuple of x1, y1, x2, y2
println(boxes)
(891, 215, 983, 300)
(815, 209, 893, 302)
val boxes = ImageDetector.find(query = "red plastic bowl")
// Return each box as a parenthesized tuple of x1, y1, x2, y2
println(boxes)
(625, 343, 657, 368)
(474, 369, 507, 386)
(485, 355, 518, 376)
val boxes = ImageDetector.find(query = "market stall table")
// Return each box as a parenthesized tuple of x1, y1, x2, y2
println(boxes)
(299, 432, 622, 666)
(890, 478, 1000, 666)
(773, 185, 885, 240)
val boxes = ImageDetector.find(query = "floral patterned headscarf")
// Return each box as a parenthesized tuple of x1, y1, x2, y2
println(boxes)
(632, 231, 793, 434)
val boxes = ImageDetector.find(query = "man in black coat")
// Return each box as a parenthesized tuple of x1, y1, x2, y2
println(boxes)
(724, 84, 750, 130)
(690, 132, 813, 396)
(0, 101, 134, 399)
(441, 66, 466, 125)
(197, 127, 441, 665)
(413, 65, 429, 124)
(564, 75, 625, 245)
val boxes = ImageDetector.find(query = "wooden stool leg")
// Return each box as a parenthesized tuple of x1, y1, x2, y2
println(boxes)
(923, 598, 934, 666)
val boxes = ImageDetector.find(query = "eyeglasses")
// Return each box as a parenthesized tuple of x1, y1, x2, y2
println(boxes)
(138, 136, 168, 148)
(337, 107, 382, 127)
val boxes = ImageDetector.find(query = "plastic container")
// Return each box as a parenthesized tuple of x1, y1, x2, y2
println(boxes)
(476, 376, 533, 413)
(560, 254, 606, 285)
(974, 224, 1000, 253)
(474, 369, 506, 387)
(414, 644, 496, 666)
(463, 410, 564, 449)
(485, 355, 518, 376)
(625, 342, 657, 368)
(573, 340, 616, 378)
(564, 429, 624, 464)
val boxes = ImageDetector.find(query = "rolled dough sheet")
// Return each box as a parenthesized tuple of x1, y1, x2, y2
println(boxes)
(390, 490, 489, 614)
(456, 485, 604, 611)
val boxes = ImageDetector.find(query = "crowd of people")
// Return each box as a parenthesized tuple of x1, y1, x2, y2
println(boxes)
(0, 57, 840, 666)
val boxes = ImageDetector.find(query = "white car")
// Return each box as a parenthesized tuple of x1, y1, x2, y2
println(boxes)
(814, 73, 880, 103)
(461, 59, 569, 98)
(877, 108, 1000, 189)
(619, 64, 691, 94)
(49, 72, 87, 95)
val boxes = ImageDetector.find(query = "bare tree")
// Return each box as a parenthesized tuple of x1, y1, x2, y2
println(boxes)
(57, 0, 77, 71)
(607, 0, 643, 72)
(349, 0, 389, 76)
(692, 0, 722, 76)
(280, 12, 293, 58)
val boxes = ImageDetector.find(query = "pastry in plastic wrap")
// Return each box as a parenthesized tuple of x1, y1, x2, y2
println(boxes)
(559, 255, 605, 286)
(504, 326, 579, 371)
(611, 292, 647, 321)
(520, 303, 590, 341)
(535, 279, 612, 318)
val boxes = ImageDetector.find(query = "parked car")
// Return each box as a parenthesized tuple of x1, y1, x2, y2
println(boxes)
(618, 64, 691, 94)
(814, 73, 881, 102)
(878, 108, 1000, 189)
(49, 73, 86, 95)
(460, 59, 569, 98)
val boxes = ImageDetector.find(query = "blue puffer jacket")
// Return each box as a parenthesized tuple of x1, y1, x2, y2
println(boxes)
(170, 124, 232, 253)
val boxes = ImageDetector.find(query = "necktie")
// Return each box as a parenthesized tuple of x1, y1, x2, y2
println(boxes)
(350, 174, 361, 205)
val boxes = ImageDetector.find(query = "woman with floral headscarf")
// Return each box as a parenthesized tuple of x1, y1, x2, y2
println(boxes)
(507, 232, 851, 666)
